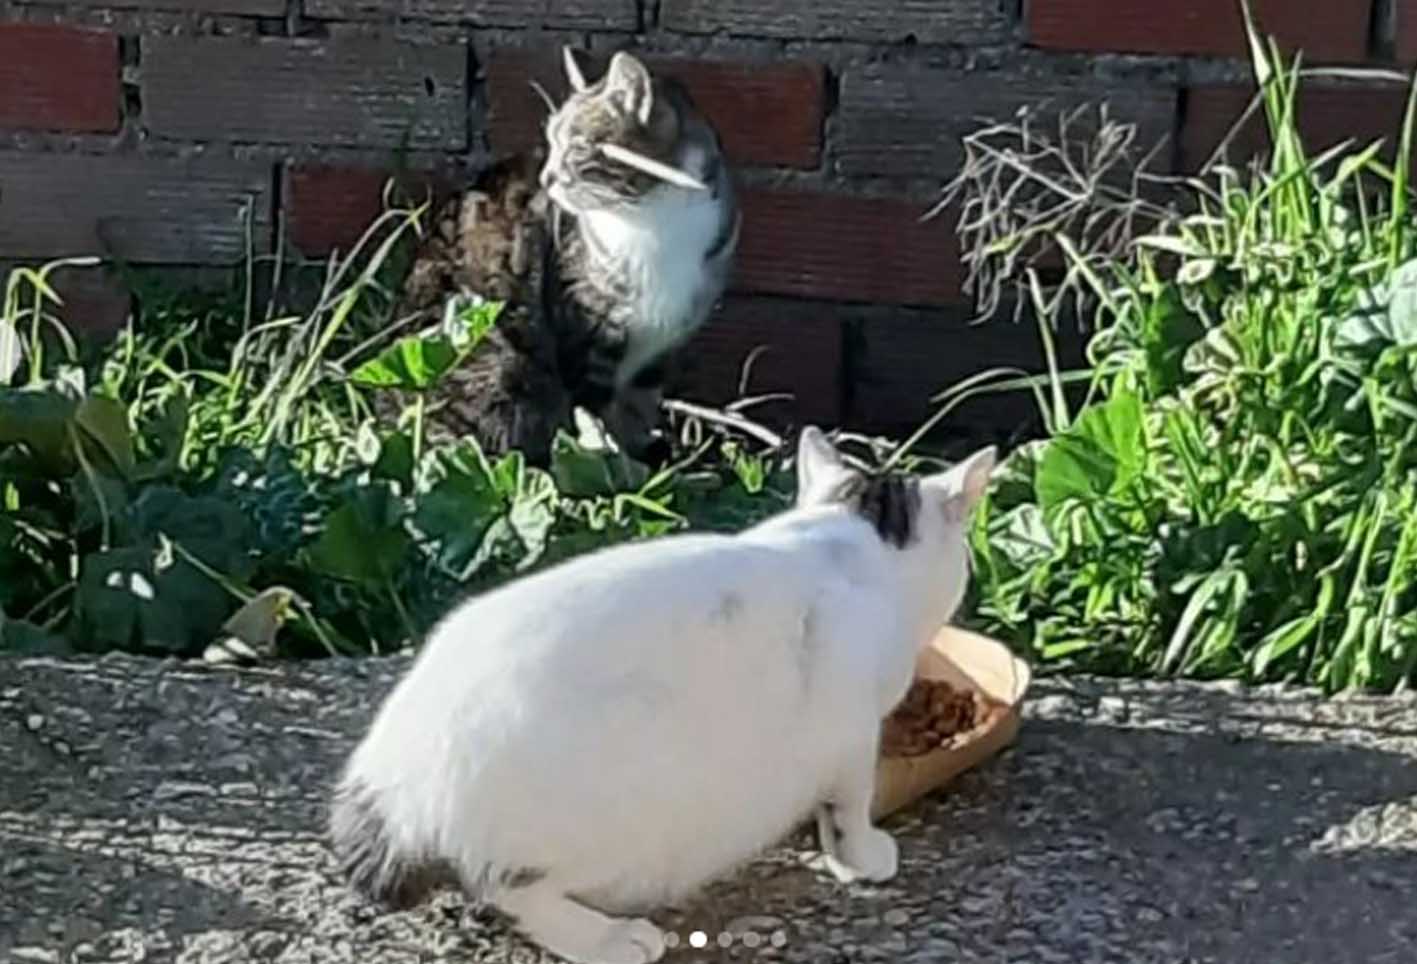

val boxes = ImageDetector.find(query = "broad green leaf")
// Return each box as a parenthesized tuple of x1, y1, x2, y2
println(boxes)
(550, 430, 649, 497)
(74, 543, 233, 655)
(0, 608, 71, 654)
(1140, 284, 1205, 396)
(372, 432, 416, 488)
(305, 485, 410, 587)
(74, 395, 135, 478)
(0, 389, 77, 471)
(350, 331, 460, 390)
(350, 298, 503, 391)
(1035, 391, 1145, 512)
(412, 461, 505, 576)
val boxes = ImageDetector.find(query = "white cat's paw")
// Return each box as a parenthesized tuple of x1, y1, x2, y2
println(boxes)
(593, 918, 665, 964)
(828, 828, 898, 884)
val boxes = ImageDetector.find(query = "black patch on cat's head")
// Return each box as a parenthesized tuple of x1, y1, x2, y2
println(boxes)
(821, 471, 922, 550)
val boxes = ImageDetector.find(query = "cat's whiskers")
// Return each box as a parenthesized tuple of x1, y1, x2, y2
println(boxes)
(528, 80, 559, 115)
(599, 143, 709, 193)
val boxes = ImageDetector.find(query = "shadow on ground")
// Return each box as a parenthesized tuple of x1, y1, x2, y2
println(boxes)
(2, 656, 1415, 962)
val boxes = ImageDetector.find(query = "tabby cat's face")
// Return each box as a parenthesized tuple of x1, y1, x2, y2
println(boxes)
(541, 51, 700, 215)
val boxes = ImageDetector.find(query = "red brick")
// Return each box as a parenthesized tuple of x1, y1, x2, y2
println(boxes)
(664, 0, 1007, 44)
(305, 0, 635, 28)
(487, 51, 825, 169)
(849, 309, 1088, 439)
(0, 25, 119, 133)
(142, 36, 467, 149)
(49, 266, 131, 336)
(673, 298, 843, 425)
(1027, 0, 1371, 62)
(1181, 84, 1412, 172)
(732, 190, 961, 307)
(24, 0, 284, 13)
(0, 152, 272, 264)
(286, 165, 454, 256)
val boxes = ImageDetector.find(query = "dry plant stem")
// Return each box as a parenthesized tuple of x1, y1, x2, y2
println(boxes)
(662, 398, 783, 448)
(928, 102, 1174, 327)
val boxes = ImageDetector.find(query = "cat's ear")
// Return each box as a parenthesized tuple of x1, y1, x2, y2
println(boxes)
(604, 51, 654, 126)
(562, 46, 588, 92)
(933, 446, 996, 521)
(795, 426, 854, 506)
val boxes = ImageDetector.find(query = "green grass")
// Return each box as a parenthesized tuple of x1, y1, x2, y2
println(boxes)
(8, 6, 1417, 696)
(954, 11, 1417, 693)
(0, 199, 832, 660)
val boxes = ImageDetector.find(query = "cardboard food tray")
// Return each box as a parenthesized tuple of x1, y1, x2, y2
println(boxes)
(871, 626, 1032, 820)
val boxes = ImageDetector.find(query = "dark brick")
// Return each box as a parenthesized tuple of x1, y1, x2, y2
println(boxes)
(836, 64, 1178, 178)
(0, 153, 271, 264)
(488, 51, 825, 169)
(1400, 0, 1417, 62)
(733, 190, 961, 307)
(1181, 84, 1413, 172)
(1027, 0, 1370, 62)
(23, 0, 284, 13)
(286, 164, 452, 256)
(142, 36, 467, 150)
(673, 298, 843, 426)
(848, 309, 1088, 440)
(305, 0, 636, 29)
(663, 0, 1008, 44)
(0, 25, 119, 133)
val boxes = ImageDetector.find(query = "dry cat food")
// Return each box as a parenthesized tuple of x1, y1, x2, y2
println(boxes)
(880, 679, 986, 758)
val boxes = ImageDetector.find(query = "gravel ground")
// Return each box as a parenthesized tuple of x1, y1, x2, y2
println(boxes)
(3, 653, 1416, 964)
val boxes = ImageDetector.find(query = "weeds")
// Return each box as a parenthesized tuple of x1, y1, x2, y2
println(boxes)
(952, 10, 1417, 693)
(0, 196, 817, 660)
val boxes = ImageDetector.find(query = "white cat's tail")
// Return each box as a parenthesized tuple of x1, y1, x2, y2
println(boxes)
(328, 774, 457, 909)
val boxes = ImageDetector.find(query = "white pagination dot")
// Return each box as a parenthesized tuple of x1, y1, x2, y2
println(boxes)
(663, 932, 680, 949)
(689, 931, 708, 949)
(770, 929, 788, 947)
(717, 931, 733, 948)
(742, 931, 763, 948)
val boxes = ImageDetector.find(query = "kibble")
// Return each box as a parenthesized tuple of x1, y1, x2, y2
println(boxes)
(880, 679, 988, 758)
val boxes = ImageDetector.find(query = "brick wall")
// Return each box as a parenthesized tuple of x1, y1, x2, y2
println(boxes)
(0, 1, 1410, 439)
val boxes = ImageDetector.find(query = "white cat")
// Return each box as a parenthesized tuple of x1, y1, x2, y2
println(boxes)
(330, 427, 996, 964)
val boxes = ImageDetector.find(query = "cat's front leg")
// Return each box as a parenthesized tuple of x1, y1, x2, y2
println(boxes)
(818, 744, 898, 885)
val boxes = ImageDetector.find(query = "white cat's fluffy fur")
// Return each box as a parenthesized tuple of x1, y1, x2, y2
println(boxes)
(331, 428, 995, 964)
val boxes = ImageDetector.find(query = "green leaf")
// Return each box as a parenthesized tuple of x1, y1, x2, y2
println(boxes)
(74, 543, 233, 655)
(1335, 258, 1417, 351)
(411, 460, 506, 577)
(1035, 391, 1145, 512)
(550, 430, 649, 497)
(0, 609, 71, 654)
(305, 484, 410, 587)
(0, 389, 77, 472)
(73, 395, 135, 478)
(372, 432, 416, 488)
(1140, 284, 1206, 396)
(350, 298, 503, 391)
(350, 331, 460, 390)
(1383, 258, 1417, 347)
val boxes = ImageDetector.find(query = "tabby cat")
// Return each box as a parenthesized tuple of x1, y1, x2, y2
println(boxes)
(387, 49, 740, 464)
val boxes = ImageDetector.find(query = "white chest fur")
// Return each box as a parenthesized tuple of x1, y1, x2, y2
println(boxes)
(581, 185, 732, 387)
